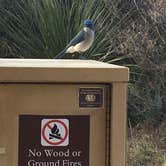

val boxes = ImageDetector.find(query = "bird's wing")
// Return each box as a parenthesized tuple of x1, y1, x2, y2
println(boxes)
(67, 30, 85, 48)
(55, 30, 85, 58)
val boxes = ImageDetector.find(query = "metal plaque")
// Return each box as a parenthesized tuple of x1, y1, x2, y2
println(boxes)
(79, 88, 104, 108)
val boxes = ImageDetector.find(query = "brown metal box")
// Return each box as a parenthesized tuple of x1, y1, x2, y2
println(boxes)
(0, 59, 129, 166)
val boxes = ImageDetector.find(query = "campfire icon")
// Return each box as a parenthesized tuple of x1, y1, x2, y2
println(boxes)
(49, 124, 62, 140)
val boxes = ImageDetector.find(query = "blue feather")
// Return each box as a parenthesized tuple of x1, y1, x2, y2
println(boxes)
(67, 30, 85, 48)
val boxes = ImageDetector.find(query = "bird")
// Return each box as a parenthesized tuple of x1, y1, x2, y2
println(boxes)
(55, 19, 94, 59)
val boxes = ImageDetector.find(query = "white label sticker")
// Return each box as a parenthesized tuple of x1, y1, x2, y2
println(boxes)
(41, 119, 69, 146)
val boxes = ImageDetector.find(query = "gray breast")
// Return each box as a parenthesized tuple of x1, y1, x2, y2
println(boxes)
(78, 28, 94, 52)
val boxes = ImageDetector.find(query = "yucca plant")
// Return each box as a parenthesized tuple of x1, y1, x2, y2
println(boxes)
(0, 0, 131, 60)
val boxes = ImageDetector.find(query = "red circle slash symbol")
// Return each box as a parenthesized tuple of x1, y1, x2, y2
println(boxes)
(41, 119, 68, 146)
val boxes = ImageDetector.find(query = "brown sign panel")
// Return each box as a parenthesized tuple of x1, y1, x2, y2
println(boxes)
(79, 88, 103, 108)
(19, 115, 89, 166)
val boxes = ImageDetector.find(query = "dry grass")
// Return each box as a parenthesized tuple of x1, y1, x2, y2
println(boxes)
(127, 120, 166, 166)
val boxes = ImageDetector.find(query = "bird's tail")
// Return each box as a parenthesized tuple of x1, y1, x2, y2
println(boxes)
(54, 49, 66, 59)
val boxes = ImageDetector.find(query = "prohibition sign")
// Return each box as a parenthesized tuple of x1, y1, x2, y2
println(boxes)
(41, 119, 69, 146)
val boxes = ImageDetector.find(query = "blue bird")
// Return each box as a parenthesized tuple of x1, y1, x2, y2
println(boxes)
(55, 19, 94, 59)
